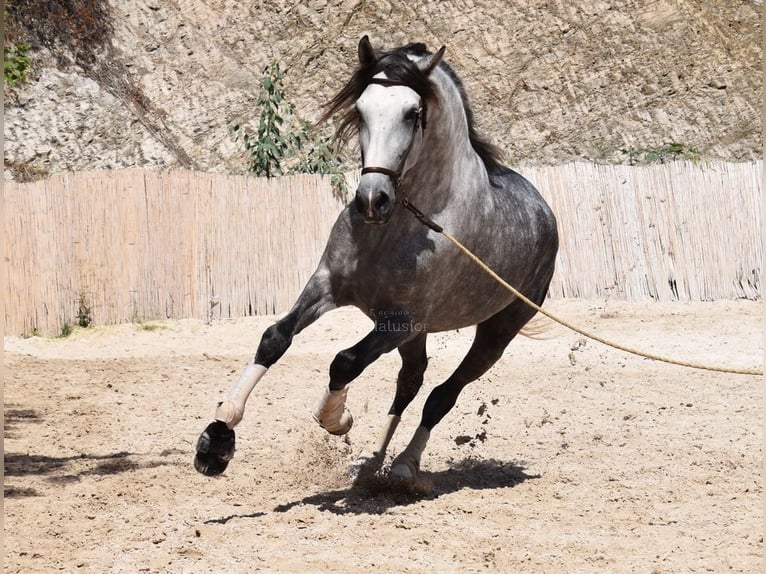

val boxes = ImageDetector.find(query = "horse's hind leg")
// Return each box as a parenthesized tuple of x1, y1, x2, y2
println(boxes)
(351, 333, 428, 477)
(194, 272, 334, 476)
(313, 326, 418, 436)
(390, 297, 539, 479)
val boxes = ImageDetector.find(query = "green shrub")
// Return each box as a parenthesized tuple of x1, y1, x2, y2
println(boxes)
(4, 43, 31, 86)
(231, 62, 295, 178)
(627, 143, 701, 164)
(232, 62, 348, 198)
(77, 292, 92, 328)
(5, 0, 112, 70)
(59, 322, 73, 338)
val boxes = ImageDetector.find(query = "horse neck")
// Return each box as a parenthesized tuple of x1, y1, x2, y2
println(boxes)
(402, 75, 489, 215)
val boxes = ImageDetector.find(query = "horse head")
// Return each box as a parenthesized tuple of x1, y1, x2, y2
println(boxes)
(322, 36, 445, 224)
(354, 37, 444, 223)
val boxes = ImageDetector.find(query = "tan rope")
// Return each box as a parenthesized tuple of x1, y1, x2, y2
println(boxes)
(441, 230, 763, 377)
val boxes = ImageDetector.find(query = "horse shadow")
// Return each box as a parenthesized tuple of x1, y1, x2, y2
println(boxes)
(4, 449, 184, 498)
(271, 458, 538, 517)
(4, 405, 184, 498)
(4, 407, 42, 439)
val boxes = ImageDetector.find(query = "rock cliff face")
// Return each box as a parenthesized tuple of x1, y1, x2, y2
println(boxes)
(4, 0, 762, 180)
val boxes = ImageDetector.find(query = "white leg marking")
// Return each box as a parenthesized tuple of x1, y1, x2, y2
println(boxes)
(390, 426, 430, 479)
(214, 361, 267, 429)
(312, 386, 353, 435)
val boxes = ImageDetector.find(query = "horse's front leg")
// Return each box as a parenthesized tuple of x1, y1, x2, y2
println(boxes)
(349, 333, 429, 478)
(194, 273, 334, 476)
(312, 325, 417, 439)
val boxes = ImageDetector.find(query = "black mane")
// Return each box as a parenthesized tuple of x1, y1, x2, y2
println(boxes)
(321, 42, 503, 171)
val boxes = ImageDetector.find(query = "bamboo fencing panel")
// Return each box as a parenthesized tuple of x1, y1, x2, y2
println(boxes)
(4, 162, 761, 336)
(523, 162, 761, 302)
(4, 170, 345, 336)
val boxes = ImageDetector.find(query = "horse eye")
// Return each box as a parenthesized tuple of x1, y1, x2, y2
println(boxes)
(404, 108, 421, 122)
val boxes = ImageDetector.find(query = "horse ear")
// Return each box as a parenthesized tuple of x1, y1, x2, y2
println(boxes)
(417, 45, 446, 76)
(358, 35, 376, 68)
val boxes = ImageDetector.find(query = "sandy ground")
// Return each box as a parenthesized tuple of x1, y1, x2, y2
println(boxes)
(4, 299, 763, 573)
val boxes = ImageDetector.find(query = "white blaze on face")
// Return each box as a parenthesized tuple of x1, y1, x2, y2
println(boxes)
(356, 79, 423, 174)
(365, 190, 376, 219)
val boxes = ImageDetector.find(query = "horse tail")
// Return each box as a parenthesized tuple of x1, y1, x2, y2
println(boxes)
(519, 313, 559, 340)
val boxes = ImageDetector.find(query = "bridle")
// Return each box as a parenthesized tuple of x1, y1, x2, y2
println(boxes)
(359, 76, 425, 186)
(359, 76, 433, 225)
(360, 165, 402, 186)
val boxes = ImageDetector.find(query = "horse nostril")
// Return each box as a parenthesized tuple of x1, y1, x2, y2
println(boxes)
(355, 188, 393, 222)
(374, 192, 391, 213)
(354, 193, 366, 214)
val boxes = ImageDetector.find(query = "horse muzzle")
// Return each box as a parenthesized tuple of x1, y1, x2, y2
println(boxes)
(355, 187, 395, 224)
(356, 166, 399, 224)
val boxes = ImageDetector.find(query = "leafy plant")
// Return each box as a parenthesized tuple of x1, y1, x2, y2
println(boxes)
(291, 125, 350, 200)
(291, 130, 340, 173)
(4, 43, 31, 87)
(232, 62, 295, 177)
(5, 0, 113, 71)
(77, 292, 92, 328)
(21, 327, 40, 339)
(232, 62, 348, 198)
(626, 142, 701, 165)
(137, 323, 164, 332)
(59, 322, 73, 338)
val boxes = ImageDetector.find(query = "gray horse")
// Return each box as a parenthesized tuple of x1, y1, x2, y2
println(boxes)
(195, 36, 558, 480)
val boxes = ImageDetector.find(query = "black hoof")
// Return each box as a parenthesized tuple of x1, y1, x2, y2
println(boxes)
(194, 421, 235, 476)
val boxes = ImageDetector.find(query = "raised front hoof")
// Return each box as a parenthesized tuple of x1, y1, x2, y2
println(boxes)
(194, 421, 235, 477)
(318, 409, 354, 436)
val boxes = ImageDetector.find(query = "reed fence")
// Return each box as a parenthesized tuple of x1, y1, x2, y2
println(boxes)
(4, 162, 761, 336)
(523, 162, 761, 302)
